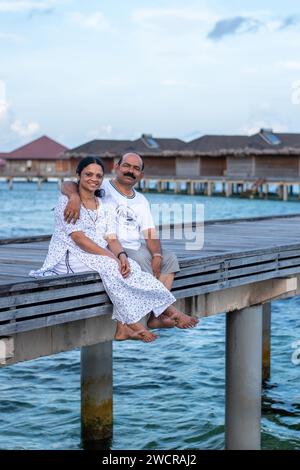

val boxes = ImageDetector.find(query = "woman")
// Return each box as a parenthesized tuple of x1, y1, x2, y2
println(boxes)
(30, 157, 195, 342)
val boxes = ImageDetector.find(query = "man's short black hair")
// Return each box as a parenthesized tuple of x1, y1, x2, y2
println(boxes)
(117, 154, 144, 171)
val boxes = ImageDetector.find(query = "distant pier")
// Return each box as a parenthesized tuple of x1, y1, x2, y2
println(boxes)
(2, 175, 300, 201)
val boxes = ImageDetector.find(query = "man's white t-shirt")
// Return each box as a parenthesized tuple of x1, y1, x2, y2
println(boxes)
(101, 179, 155, 250)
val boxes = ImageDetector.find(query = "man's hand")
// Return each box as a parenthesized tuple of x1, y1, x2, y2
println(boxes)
(64, 194, 81, 224)
(118, 254, 131, 278)
(151, 256, 162, 279)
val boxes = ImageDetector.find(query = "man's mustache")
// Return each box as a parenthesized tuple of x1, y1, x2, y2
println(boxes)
(123, 172, 136, 179)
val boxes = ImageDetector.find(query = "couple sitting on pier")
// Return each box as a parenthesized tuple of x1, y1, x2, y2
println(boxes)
(30, 153, 198, 342)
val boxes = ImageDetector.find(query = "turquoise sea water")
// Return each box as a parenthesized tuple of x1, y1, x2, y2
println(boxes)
(0, 181, 299, 450)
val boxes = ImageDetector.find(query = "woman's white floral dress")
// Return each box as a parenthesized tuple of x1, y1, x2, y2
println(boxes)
(29, 195, 175, 324)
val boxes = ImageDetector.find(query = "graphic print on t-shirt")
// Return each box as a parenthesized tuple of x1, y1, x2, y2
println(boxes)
(116, 204, 139, 232)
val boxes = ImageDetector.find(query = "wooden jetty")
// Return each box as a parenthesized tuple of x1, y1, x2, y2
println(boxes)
(1, 214, 300, 449)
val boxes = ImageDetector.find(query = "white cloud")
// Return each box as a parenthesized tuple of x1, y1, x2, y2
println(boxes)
(0, 100, 9, 120)
(132, 7, 218, 34)
(132, 7, 216, 24)
(0, 0, 57, 12)
(69, 11, 112, 31)
(0, 80, 10, 120)
(241, 120, 288, 136)
(161, 79, 181, 87)
(10, 119, 40, 137)
(0, 82, 41, 147)
(0, 32, 24, 42)
(87, 125, 113, 139)
(161, 79, 201, 88)
(277, 60, 300, 70)
(240, 66, 259, 76)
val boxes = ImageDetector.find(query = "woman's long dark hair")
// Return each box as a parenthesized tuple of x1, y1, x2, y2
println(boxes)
(76, 156, 105, 198)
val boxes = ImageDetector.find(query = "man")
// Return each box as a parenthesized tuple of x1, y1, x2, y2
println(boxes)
(61, 152, 197, 329)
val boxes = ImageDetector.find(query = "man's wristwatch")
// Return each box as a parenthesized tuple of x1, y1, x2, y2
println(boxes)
(117, 251, 128, 259)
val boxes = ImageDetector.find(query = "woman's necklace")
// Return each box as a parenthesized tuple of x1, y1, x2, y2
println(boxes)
(81, 196, 99, 224)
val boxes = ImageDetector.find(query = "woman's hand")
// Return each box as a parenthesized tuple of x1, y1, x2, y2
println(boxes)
(118, 254, 131, 278)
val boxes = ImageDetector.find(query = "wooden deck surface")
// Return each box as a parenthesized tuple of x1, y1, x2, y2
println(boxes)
(1, 214, 300, 336)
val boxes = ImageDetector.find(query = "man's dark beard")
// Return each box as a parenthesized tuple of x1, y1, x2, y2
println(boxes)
(123, 172, 136, 179)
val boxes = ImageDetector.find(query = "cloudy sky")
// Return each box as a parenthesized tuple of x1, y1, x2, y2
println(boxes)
(1, 0, 300, 150)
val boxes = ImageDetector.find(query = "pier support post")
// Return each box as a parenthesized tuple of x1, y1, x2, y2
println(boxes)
(207, 181, 213, 196)
(225, 305, 262, 450)
(282, 185, 288, 201)
(226, 182, 232, 197)
(264, 184, 269, 199)
(81, 340, 113, 449)
(189, 181, 195, 195)
(277, 184, 282, 199)
(262, 302, 271, 382)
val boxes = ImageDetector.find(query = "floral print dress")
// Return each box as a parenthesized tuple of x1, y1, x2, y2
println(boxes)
(29, 195, 175, 324)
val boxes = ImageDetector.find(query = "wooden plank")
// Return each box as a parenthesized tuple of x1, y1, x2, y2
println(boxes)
(0, 265, 42, 276)
(0, 281, 105, 309)
(0, 255, 45, 264)
(172, 271, 224, 289)
(0, 275, 30, 284)
(224, 253, 278, 268)
(173, 266, 300, 298)
(174, 263, 221, 277)
(0, 292, 110, 321)
(0, 271, 100, 294)
(173, 259, 296, 290)
(0, 304, 113, 336)
(0, 235, 51, 245)
(278, 257, 300, 268)
(227, 261, 279, 279)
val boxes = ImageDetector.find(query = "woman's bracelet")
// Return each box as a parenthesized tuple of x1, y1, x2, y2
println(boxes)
(117, 251, 128, 259)
(152, 253, 163, 259)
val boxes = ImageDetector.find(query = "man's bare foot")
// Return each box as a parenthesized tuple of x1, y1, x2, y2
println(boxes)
(147, 313, 176, 329)
(114, 323, 157, 342)
(164, 306, 199, 329)
(128, 322, 158, 341)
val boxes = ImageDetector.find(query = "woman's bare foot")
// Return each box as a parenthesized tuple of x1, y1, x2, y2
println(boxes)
(114, 322, 158, 342)
(147, 312, 176, 329)
(164, 306, 199, 329)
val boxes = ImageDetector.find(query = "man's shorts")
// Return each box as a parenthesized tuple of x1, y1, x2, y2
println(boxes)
(125, 244, 180, 275)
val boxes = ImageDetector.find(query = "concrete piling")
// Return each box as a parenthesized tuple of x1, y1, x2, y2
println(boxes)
(81, 341, 113, 449)
(262, 302, 271, 382)
(225, 305, 262, 450)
